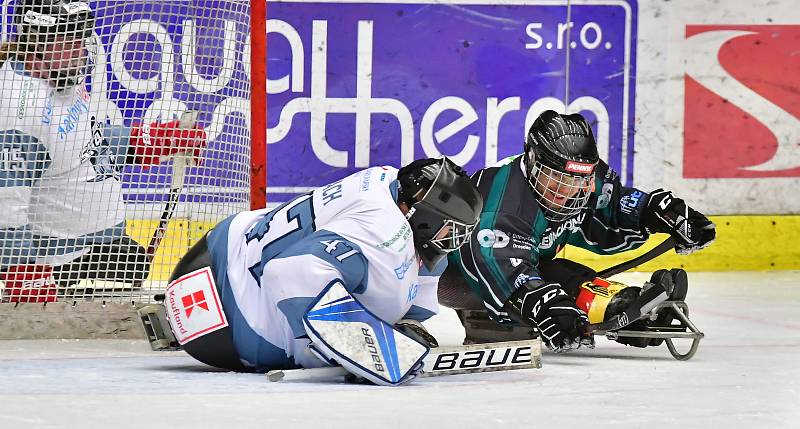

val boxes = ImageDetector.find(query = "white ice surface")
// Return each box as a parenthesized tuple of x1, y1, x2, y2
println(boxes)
(1, 272, 799, 429)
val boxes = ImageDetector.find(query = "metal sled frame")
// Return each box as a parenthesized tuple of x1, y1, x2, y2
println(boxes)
(606, 300, 704, 361)
(138, 304, 181, 351)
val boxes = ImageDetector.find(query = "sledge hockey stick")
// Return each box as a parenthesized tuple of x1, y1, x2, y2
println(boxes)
(266, 339, 542, 382)
(145, 111, 198, 260)
(596, 236, 675, 278)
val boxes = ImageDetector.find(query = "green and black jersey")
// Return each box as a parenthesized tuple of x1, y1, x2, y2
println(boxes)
(448, 156, 651, 319)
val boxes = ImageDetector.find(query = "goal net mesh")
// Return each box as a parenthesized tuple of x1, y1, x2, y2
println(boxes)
(0, 0, 254, 305)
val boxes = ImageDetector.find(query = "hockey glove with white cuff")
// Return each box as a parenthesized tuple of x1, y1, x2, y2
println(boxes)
(643, 189, 716, 255)
(505, 281, 594, 353)
(395, 319, 439, 348)
(129, 112, 207, 166)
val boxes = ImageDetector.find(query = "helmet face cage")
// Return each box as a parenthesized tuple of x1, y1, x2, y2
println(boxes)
(400, 157, 483, 270)
(529, 161, 593, 222)
(427, 217, 476, 253)
(17, 1, 95, 90)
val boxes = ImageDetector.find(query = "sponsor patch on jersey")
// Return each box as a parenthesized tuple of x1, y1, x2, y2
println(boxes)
(56, 91, 90, 141)
(511, 233, 534, 251)
(406, 282, 419, 302)
(16, 79, 34, 119)
(41, 94, 53, 124)
(477, 229, 509, 248)
(164, 267, 228, 345)
(394, 255, 415, 279)
(359, 170, 373, 191)
(538, 213, 586, 249)
(377, 224, 412, 251)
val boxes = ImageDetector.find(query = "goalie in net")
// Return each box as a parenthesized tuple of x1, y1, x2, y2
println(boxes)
(0, 0, 207, 302)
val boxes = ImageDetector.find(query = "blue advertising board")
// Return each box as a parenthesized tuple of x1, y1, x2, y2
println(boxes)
(267, 0, 637, 204)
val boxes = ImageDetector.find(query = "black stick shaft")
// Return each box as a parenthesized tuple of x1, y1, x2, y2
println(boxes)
(597, 236, 675, 278)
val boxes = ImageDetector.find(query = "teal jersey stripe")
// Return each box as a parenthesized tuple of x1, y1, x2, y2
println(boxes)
(478, 164, 515, 296)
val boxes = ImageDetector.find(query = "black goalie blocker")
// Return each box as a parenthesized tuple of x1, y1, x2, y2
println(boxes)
(14, 0, 95, 90)
(398, 157, 483, 270)
(524, 110, 600, 222)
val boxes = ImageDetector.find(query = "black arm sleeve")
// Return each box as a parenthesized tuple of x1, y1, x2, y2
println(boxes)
(568, 161, 651, 254)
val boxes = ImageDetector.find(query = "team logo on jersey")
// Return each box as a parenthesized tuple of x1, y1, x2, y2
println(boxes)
(684, 25, 800, 177)
(619, 190, 644, 215)
(595, 182, 614, 209)
(81, 116, 119, 182)
(477, 229, 509, 248)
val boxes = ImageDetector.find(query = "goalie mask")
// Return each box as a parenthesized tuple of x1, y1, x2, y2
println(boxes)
(398, 157, 483, 271)
(524, 110, 599, 223)
(15, 0, 95, 90)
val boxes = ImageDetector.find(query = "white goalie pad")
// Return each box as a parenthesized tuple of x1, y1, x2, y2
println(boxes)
(302, 280, 429, 386)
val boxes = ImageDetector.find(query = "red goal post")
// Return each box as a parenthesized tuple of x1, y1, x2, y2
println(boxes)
(0, 0, 266, 338)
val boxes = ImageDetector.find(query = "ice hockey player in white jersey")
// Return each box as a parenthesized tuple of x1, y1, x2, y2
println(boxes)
(158, 158, 483, 385)
(0, 1, 206, 302)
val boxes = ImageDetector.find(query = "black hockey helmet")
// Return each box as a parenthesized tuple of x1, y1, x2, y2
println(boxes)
(398, 157, 483, 271)
(524, 110, 599, 222)
(14, 0, 95, 89)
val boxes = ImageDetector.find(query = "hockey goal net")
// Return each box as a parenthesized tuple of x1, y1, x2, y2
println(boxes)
(0, 0, 265, 336)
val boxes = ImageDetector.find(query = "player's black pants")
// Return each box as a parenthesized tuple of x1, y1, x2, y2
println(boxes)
(167, 234, 249, 372)
(438, 259, 598, 343)
(438, 258, 597, 310)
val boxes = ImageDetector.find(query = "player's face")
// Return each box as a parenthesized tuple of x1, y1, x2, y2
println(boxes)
(429, 219, 475, 253)
(45, 35, 87, 71)
(33, 34, 90, 88)
(532, 165, 592, 211)
(434, 224, 452, 241)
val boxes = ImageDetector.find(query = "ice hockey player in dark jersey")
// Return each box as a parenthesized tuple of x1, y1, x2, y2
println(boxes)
(439, 110, 716, 353)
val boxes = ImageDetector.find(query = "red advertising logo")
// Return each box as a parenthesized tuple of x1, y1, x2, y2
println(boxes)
(565, 161, 595, 174)
(181, 290, 209, 318)
(684, 26, 800, 178)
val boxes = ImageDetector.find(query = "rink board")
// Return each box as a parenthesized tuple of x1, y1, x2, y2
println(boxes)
(127, 215, 800, 281)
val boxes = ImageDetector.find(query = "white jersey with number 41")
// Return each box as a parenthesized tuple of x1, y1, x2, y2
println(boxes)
(206, 166, 442, 369)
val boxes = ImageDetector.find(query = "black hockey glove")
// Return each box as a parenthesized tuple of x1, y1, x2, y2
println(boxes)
(643, 189, 716, 255)
(504, 281, 594, 353)
(395, 319, 439, 348)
